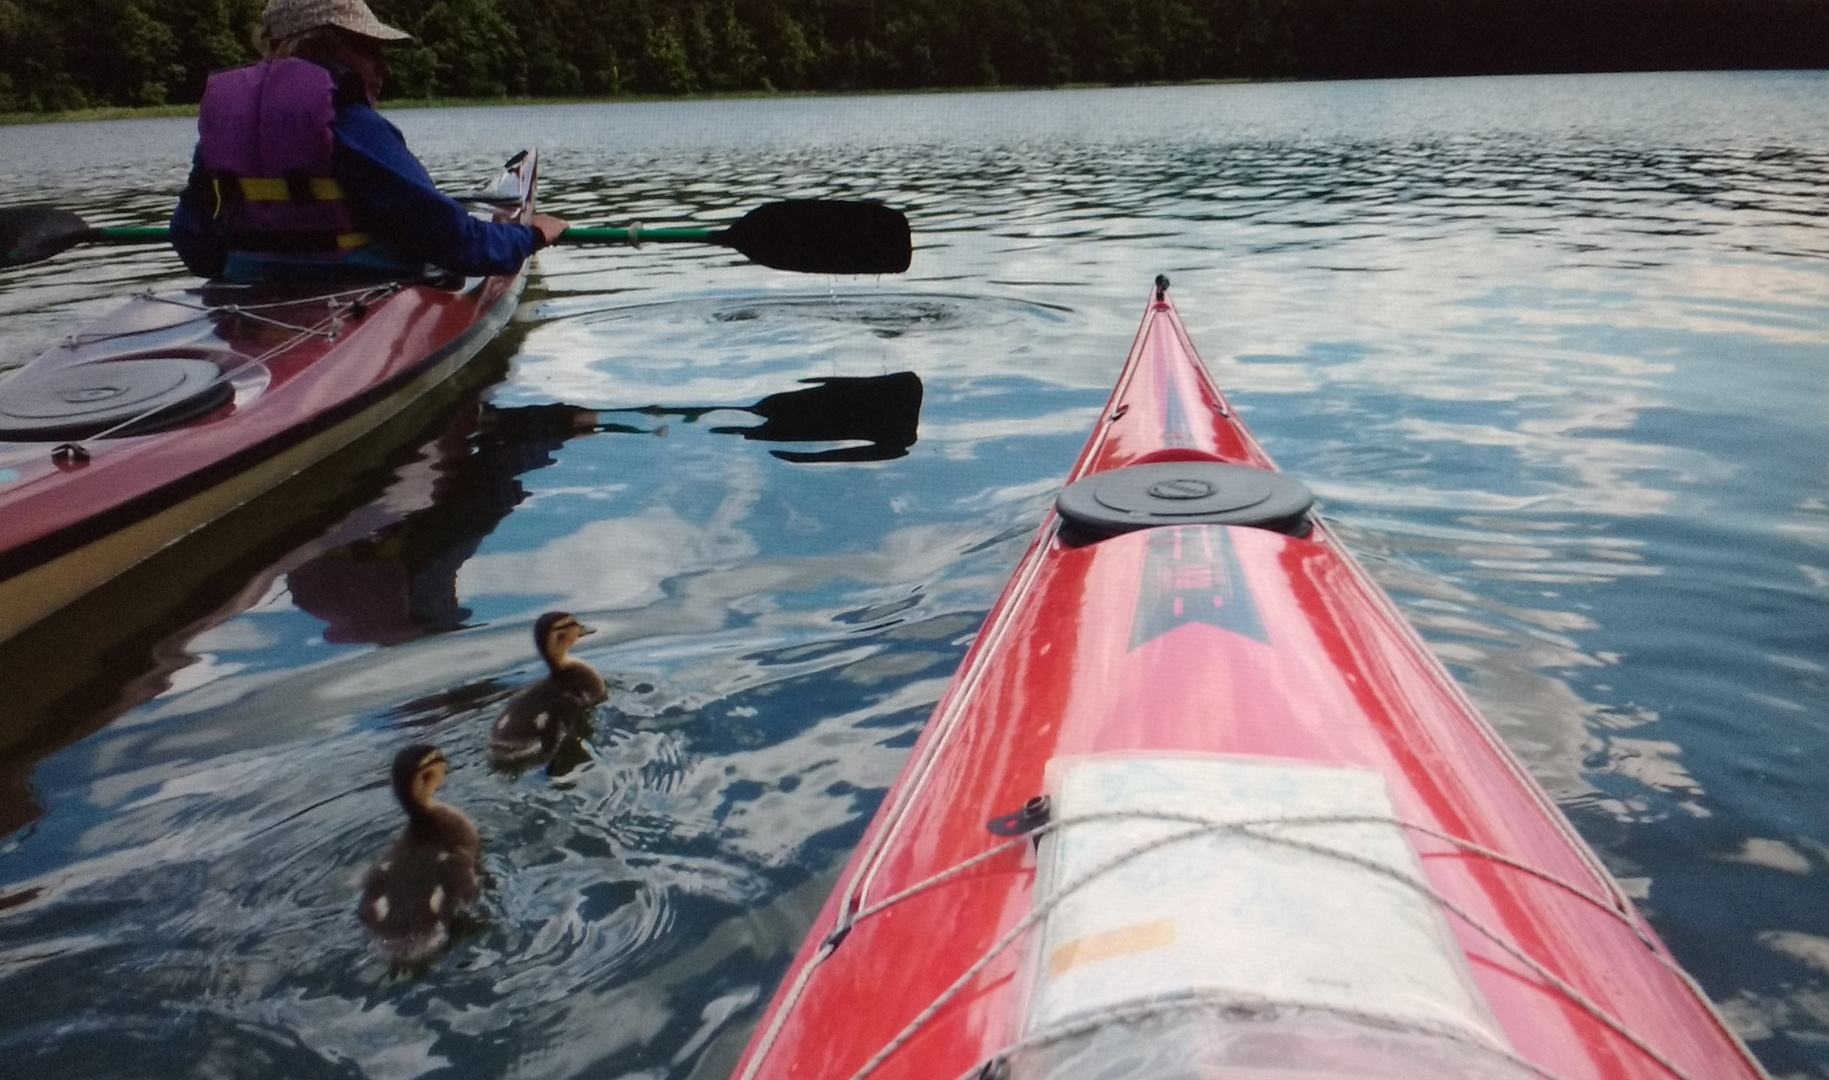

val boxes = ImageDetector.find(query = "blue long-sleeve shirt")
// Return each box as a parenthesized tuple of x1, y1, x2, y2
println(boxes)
(172, 87, 539, 280)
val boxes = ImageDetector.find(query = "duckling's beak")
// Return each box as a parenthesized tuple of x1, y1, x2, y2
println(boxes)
(578, 623, 597, 637)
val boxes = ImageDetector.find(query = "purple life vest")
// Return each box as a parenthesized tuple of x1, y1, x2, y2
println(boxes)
(197, 59, 371, 257)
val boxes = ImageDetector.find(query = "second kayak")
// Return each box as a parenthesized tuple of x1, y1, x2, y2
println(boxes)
(0, 151, 540, 646)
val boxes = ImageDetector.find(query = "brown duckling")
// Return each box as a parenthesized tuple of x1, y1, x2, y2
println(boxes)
(358, 744, 480, 965)
(488, 611, 608, 769)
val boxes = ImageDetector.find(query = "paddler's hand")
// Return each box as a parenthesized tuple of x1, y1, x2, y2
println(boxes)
(530, 214, 570, 249)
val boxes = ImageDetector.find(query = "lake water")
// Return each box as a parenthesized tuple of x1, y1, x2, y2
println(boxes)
(2, 71, 1827, 1079)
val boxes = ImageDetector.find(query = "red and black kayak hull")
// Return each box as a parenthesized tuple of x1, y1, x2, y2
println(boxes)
(0, 153, 539, 645)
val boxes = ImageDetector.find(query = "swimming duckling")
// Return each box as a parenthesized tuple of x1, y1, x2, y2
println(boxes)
(358, 744, 480, 965)
(488, 611, 608, 770)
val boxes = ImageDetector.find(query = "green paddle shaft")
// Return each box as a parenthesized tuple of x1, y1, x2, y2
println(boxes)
(561, 226, 718, 245)
(95, 226, 170, 244)
(85, 226, 716, 246)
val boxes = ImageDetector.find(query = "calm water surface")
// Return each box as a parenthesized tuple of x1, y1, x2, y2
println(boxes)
(2, 72, 1827, 1079)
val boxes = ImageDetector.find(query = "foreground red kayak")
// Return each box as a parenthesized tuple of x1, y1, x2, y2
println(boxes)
(0, 151, 539, 645)
(735, 278, 1767, 1080)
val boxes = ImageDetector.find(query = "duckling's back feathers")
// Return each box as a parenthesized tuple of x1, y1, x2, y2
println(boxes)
(489, 662, 606, 764)
(359, 804, 479, 965)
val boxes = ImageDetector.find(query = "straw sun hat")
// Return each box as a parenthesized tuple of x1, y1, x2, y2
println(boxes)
(263, 0, 412, 43)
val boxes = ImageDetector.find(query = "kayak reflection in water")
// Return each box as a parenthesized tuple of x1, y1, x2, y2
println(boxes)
(286, 371, 924, 647)
(169, 0, 567, 283)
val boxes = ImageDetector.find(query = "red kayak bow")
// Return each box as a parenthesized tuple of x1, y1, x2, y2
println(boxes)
(733, 277, 1767, 1080)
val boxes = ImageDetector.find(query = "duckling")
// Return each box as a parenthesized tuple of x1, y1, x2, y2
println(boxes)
(358, 744, 480, 965)
(488, 611, 608, 770)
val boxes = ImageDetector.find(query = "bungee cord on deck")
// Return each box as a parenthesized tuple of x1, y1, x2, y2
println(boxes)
(741, 806, 1725, 1080)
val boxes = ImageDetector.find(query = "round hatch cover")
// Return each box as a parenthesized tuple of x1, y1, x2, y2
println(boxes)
(1057, 461, 1314, 538)
(0, 357, 231, 440)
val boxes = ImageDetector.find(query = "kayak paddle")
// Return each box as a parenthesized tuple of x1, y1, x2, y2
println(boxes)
(564, 200, 912, 275)
(0, 199, 912, 275)
(0, 207, 166, 269)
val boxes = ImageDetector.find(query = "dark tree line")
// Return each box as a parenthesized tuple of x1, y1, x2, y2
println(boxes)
(3, 0, 1826, 112)
(1, 0, 264, 111)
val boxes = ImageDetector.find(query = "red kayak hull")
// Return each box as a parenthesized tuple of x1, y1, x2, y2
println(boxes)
(0, 154, 537, 644)
(735, 284, 1764, 1080)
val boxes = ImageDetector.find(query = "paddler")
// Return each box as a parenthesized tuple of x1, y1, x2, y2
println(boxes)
(170, 0, 568, 282)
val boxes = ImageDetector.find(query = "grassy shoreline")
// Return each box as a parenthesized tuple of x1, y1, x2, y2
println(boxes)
(0, 103, 203, 125)
(0, 80, 1249, 126)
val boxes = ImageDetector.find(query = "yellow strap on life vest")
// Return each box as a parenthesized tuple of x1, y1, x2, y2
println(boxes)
(335, 232, 372, 249)
(233, 176, 347, 202)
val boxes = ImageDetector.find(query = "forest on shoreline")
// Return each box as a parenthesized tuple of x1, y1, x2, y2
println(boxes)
(4, 0, 1826, 113)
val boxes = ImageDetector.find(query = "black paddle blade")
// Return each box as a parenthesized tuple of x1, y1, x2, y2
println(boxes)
(719, 200, 912, 275)
(0, 205, 99, 267)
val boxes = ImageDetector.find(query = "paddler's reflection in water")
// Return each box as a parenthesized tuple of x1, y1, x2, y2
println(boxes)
(286, 371, 924, 646)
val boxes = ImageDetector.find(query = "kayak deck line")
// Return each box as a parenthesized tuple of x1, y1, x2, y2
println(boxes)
(847, 810, 1663, 962)
(16, 283, 403, 456)
(759, 808, 1704, 1080)
(53, 282, 389, 350)
(733, 279, 1771, 1080)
